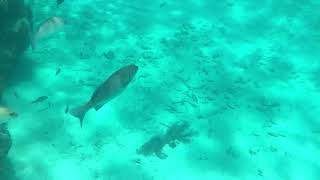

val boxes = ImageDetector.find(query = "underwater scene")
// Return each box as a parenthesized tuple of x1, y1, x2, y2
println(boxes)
(0, 0, 320, 179)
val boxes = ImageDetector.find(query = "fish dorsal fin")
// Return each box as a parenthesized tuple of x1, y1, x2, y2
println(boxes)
(94, 104, 104, 111)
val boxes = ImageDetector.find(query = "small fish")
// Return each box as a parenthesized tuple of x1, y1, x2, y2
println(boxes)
(57, 0, 64, 6)
(132, 158, 142, 165)
(70, 64, 139, 127)
(31, 96, 48, 104)
(159, 122, 170, 128)
(55, 68, 61, 76)
(31, 16, 64, 50)
(103, 51, 115, 60)
(0, 107, 18, 124)
(37, 106, 49, 112)
(65, 104, 69, 114)
(160, 2, 167, 8)
(267, 132, 286, 137)
(13, 91, 20, 99)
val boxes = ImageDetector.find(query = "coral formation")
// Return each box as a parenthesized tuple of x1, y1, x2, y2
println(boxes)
(0, 0, 31, 162)
(0, 0, 8, 13)
(137, 121, 196, 159)
(0, 124, 12, 160)
(0, 0, 32, 99)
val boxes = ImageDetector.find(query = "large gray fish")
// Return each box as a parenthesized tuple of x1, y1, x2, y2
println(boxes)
(70, 64, 139, 127)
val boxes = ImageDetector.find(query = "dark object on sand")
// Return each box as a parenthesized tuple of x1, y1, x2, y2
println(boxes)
(137, 135, 168, 159)
(137, 121, 196, 159)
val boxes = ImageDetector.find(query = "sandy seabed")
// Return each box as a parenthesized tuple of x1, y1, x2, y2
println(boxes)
(1, 0, 320, 179)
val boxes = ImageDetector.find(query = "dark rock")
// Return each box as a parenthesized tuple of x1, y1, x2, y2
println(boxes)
(137, 121, 196, 159)
(0, 124, 12, 160)
(136, 135, 167, 157)
(0, 0, 32, 95)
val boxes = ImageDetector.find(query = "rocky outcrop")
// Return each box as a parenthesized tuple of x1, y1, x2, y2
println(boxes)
(137, 121, 196, 159)
(0, 0, 29, 161)
(0, 0, 32, 98)
(0, 124, 12, 160)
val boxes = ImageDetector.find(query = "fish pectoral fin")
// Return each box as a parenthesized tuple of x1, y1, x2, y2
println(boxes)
(94, 104, 104, 111)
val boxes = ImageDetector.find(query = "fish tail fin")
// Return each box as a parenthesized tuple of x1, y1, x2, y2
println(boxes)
(70, 104, 89, 127)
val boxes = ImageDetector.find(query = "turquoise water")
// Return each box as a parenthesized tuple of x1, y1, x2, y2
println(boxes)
(1, 0, 320, 179)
